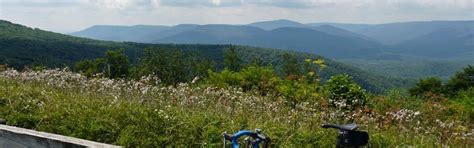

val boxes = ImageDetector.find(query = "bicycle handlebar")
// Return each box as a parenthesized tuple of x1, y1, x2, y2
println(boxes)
(223, 129, 270, 148)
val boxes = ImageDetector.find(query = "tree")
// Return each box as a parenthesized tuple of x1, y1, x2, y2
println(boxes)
(409, 77, 445, 96)
(104, 49, 130, 78)
(280, 53, 300, 78)
(446, 65, 474, 95)
(224, 46, 242, 72)
(75, 59, 98, 77)
(324, 74, 367, 110)
(75, 49, 129, 78)
(136, 48, 189, 84)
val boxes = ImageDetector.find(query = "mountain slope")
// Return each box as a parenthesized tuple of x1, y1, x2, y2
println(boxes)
(156, 25, 267, 44)
(0, 19, 410, 92)
(389, 27, 474, 57)
(309, 20, 474, 58)
(306, 23, 373, 33)
(157, 26, 382, 58)
(248, 19, 307, 30)
(354, 20, 474, 45)
(71, 20, 382, 59)
(0, 20, 142, 68)
(70, 25, 170, 42)
(310, 25, 374, 41)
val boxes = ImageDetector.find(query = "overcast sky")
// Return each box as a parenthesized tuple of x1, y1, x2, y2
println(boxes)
(0, 0, 473, 33)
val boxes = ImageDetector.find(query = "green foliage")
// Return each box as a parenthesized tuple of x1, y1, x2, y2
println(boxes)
(446, 65, 474, 95)
(238, 65, 280, 93)
(450, 88, 474, 122)
(207, 68, 242, 87)
(135, 48, 212, 84)
(104, 49, 130, 78)
(0, 18, 413, 93)
(207, 65, 280, 95)
(223, 46, 242, 72)
(280, 53, 300, 77)
(75, 49, 129, 78)
(0, 64, 6, 71)
(1, 69, 472, 147)
(339, 57, 472, 80)
(277, 79, 319, 108)
(409, 77, 445, 97)
(208, 58, 329, 109)
(136, 48, 185, 84)
(408, 65, 473, 98)
(75, 59, 101, 77)
(324, 74, 367, 109)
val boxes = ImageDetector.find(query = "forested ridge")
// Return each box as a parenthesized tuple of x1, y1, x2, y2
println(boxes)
(0, 20, 410, 92)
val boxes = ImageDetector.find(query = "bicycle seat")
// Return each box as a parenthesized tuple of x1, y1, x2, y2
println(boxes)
(321, 123, 359, 131)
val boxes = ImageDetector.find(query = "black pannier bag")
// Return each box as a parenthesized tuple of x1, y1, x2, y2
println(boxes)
(337, 130, 369, 146)
(322, 123, 369, 147)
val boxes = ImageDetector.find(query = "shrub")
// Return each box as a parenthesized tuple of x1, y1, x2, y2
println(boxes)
(409, 77, 445, 97)
(207, 66, 280, 95)
(446, 65, 474, 95)
(238, 65, 280, 94)
(324, 74, 367, 109)
(207, 68, 242, 87)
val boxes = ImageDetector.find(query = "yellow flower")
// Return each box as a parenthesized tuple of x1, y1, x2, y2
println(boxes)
(313, 59, 325, 65)
(320, 64, 327, 69)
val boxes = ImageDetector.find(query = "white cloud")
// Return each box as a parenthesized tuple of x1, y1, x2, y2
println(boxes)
(0, 0, 472, 33)
(88, 0, 133, 9)
(211, 0, 221, 6)
(151, 0, 160, 8)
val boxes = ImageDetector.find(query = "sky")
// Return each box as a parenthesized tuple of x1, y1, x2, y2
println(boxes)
(0, 0, 473, 33)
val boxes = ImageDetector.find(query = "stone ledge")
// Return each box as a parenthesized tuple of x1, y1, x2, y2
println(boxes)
(0, 125, 121, 148)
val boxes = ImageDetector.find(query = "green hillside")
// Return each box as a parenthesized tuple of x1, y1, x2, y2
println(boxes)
(0, 20, 140, 68)
(0, 20, 411, 92)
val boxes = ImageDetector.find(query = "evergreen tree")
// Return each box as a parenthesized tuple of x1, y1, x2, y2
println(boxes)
(280, 53, 300, 77)
(104, 49, 129, 78)
(137, 48, 189, 84)
(224, 46, 242, 72)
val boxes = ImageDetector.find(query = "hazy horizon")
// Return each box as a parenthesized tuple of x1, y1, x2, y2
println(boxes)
(1, 0, 473, 33)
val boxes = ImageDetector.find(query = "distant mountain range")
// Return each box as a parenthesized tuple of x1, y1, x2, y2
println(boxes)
(71, 19, 474, 59)
(0, 19, 411, 92)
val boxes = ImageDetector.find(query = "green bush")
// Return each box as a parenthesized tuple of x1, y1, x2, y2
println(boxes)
(207, 65, 280, 95)
(207, 68, 243, 87)
(409, 77, 445, 97)
(446, 65, 474, 95)
(324, 74, 367, 109)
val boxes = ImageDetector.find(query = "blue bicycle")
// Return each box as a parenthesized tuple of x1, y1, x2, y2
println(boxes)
(223, 123, 368, 148)
(223, 128, 270, 148)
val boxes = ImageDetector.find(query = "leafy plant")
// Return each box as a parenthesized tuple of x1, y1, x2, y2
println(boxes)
(446, 65, 474, 95)
(409, 77, 445, 97)
(324, 74, 367, 109)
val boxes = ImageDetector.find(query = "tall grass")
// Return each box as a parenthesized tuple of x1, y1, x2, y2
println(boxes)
(0, 69, 472, 146)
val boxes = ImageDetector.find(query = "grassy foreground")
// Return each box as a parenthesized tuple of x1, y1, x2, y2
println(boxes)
(0, 69, 472, 147)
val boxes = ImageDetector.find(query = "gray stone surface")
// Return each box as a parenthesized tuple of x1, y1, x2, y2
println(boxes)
(0, 125, 121, 148)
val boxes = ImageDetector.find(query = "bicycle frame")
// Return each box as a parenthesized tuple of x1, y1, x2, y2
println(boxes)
(223, 129, 269, 148)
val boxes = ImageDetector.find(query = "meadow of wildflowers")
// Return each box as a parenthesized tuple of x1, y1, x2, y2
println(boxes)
(0, 69, 472, 147)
